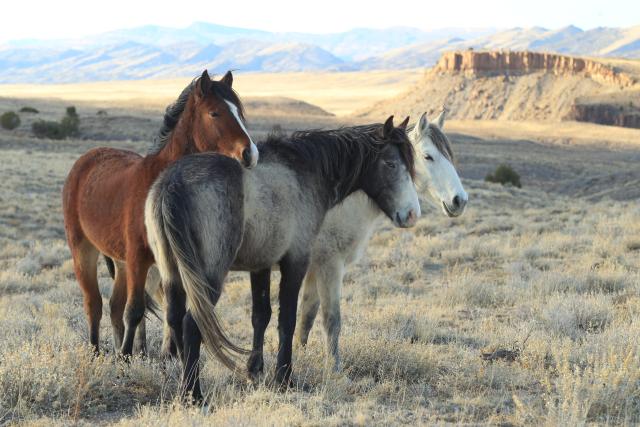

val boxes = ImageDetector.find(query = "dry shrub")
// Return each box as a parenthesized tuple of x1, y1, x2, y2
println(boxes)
(544, 345, 640, 425)
(542, 295, 613, 340)
(340, 333, 438, 384)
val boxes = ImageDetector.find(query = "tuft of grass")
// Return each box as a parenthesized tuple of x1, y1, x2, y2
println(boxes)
(1, 111, 21, 130)
(19, 106, 39, 114)
(31, 106, 80, 139)
(485, 164, 522, 188)
(32, 120, 67, 139)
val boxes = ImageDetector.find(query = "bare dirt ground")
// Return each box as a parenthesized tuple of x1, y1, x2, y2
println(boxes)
(1, 82, 639, 425)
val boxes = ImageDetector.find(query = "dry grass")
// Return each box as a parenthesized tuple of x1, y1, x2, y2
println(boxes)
(0, 95, 639, 425)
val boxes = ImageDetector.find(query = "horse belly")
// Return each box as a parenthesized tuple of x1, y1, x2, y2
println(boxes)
(231, 220, 293, 272)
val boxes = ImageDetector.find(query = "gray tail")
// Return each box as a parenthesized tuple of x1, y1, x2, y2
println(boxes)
(147, 184, 249, 374)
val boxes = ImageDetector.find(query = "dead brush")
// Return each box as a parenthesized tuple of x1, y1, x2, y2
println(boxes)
(481, 328, 534, 363)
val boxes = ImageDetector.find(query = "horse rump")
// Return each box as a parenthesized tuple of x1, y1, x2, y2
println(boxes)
(144, 154, 249, 373)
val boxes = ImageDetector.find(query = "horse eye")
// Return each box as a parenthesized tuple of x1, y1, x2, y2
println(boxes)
(425, 154, 434, 161)
(209, 111, 220, 118)
(384, 161, 396, 169)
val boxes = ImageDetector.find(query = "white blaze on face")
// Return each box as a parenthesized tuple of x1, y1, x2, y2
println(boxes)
(225, 100, 259, 168)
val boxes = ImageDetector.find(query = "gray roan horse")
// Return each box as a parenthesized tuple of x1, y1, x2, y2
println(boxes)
(144, 116, 420, 402)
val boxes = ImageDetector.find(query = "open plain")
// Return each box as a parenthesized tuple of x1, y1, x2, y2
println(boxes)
(1, 69, 640, 425)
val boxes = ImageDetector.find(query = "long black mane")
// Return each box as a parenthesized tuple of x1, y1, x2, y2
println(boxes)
(260, 124, 415, 203)
(148, 77, 246, 155)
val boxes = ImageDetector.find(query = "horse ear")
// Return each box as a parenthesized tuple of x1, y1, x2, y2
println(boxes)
(221, 70, 233, 87)
(398, 116, 410, 130)
(434, 107, 447, 129)
(418, 112, 429, 133)
(382, 115, 395, 138)
(199, 70, 212, 96)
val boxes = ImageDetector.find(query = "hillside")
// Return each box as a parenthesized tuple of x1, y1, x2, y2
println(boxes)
(1, 23, 640, 82)
(360, 51, 640, 128)
(360, 25, 640, 70)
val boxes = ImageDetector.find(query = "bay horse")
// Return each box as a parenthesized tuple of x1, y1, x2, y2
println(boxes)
(144, 116, 419, 401)
(62, 70, 258, 357)
(294, 109, 467, 371)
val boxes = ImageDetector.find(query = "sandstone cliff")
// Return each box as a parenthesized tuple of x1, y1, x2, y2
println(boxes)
(568, 101, 640, 128)
(360, 51, 640, 128)
(435, 51, 636, 87)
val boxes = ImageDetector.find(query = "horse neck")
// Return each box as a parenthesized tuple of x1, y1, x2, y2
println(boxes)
(299, 140, 370, 211)
(146, 101, 197, 170)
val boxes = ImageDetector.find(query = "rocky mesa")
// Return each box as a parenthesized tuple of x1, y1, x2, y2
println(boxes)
(435, 51, 636, 87)
(360, 50, 640, 128)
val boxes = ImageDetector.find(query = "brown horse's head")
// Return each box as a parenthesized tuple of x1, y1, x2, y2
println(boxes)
(191, 70, 258, 168)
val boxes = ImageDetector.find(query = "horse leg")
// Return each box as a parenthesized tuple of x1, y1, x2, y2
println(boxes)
(316, 260, 345, 372)
(296, 266, 320, 347)
(120, 257, 150, 357)
(274, 254, 309, 387)
(109, 262, 126, 350)
(133, 317, 147, 356)
(70, 240, 102, 353)
(161, 319, 177, 360)
(247, 268, 271, 380)
(165, 282, 186, 362)
(181, 311, 203, 404)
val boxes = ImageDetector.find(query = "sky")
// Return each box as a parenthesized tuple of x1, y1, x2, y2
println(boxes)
(1, 0, 638, 42)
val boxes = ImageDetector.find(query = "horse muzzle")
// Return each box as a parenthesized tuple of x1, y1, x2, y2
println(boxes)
(394, 208, 419, 228)
(242, 142, 259, 169)
(442, 193, 468, 217)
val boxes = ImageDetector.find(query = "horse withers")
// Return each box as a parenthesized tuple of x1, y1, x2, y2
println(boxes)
(145, 116, 420, 402)
(63, 70, 258, 357)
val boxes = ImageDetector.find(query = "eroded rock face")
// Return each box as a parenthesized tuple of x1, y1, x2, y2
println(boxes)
(435, 51, 636, 88)
(568, 103, 640, 128)
(361, 50, 639, 129)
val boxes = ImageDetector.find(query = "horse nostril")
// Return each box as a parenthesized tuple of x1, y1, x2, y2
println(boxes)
(452, 195, 461, 209)
(242, 148, 252, 166)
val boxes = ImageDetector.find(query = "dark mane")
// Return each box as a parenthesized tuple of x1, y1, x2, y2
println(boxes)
(260, 124, 415, 203)
(148, 77, 246, 155)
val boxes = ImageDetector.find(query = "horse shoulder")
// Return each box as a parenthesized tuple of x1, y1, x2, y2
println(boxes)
(312, 191, 383, 268)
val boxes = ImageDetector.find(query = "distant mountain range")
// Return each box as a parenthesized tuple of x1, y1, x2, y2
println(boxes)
(0, 22, 638, 83)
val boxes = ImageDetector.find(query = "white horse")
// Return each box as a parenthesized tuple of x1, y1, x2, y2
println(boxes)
(294, 109, 467, 371)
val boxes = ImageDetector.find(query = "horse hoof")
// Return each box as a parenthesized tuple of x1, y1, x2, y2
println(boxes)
(181, 391, 203, 406)
(270, 370, 295, 392)
(247, 353, 264, 381)
(116, 353, 132, 364)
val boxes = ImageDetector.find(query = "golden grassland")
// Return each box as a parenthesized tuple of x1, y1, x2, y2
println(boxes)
(0, 90, 639, 425)
(0, 69, 421, 116)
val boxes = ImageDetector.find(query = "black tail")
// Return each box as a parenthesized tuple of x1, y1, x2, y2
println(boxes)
(104, 255, 116, 279)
